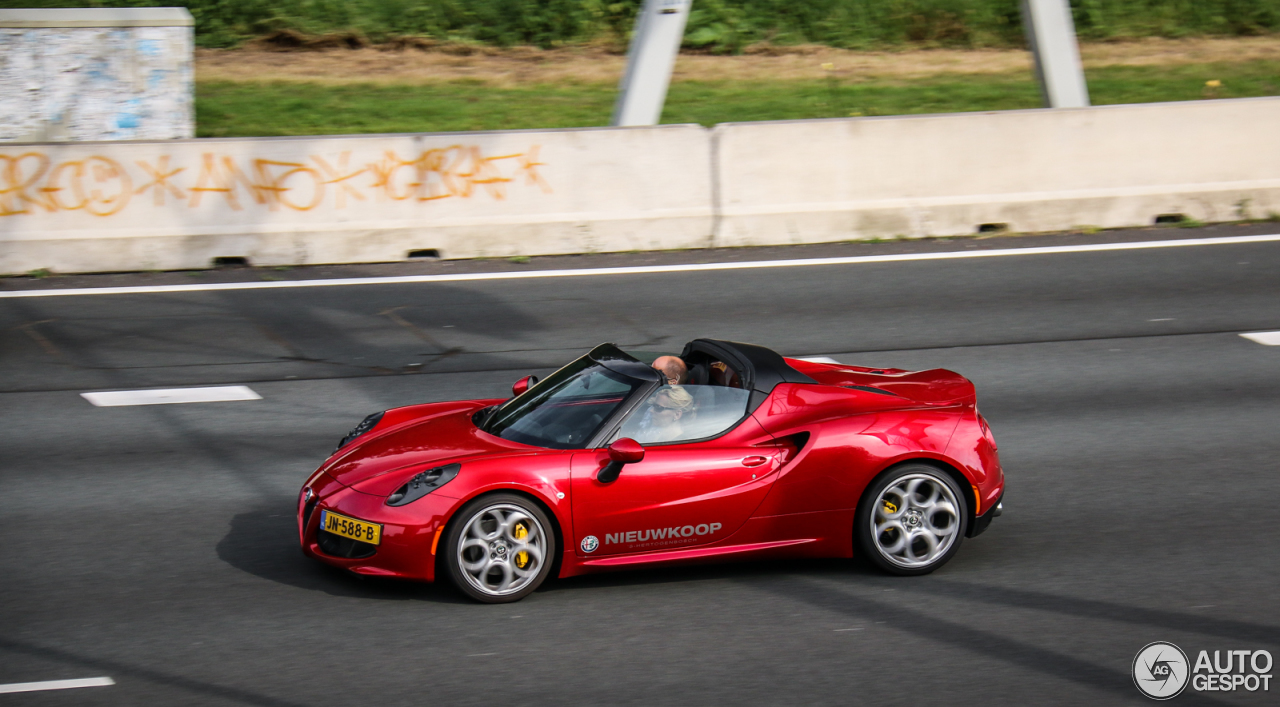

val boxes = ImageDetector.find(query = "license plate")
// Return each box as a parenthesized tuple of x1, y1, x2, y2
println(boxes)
(320, 510, 382, 545)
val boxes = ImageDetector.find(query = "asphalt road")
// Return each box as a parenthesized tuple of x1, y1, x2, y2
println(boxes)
(2, 226, 1278, 705)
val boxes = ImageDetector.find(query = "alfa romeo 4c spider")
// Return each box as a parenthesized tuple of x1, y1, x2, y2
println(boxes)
(299, 340, 1004, 603)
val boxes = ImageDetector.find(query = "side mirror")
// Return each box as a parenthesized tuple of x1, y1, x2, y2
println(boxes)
(597, 438, 644, 484)
(512, 375, 538, 396)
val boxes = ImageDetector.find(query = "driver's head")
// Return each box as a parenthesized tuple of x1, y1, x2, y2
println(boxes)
(652, 356, 689, 385)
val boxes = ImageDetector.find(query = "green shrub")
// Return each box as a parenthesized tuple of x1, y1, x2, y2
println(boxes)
(6, 0, 1277, 49)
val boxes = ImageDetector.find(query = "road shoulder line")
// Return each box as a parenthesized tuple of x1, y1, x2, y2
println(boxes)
(3, 233, 1277, 299)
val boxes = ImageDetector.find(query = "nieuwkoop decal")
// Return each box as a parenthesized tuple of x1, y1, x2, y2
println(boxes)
(605, 523, 722, 544)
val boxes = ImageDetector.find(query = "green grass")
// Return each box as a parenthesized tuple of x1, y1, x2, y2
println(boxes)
(196, 60, 1280, 137)
(196, 81, 616, 136)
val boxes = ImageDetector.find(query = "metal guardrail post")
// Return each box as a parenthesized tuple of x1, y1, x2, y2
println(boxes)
(1021, 0, 1090, 108)
(611, 0, 693, 127)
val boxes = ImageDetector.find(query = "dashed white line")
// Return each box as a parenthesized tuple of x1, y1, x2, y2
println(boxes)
(798, 356, 841, 364)
(2, 234, 1278, 299)
(834, 628, 864, 632)
(81, 385, 262, 407)
(1241, 331, 1280, 346)
(0, 677, 115, 694)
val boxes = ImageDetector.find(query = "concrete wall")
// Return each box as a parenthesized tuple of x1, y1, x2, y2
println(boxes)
(0, 8, 194, 143)
(2, 97, 1278, 274)
(0, 126, 714, 273)
(714, 98, 1280, 246)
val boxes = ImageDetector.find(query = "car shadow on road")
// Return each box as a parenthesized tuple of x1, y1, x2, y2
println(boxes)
(215, 505, 470, 604)
(537, 556, 884, 597)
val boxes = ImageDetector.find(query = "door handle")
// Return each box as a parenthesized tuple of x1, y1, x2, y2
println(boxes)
(741, 455, 769, 468)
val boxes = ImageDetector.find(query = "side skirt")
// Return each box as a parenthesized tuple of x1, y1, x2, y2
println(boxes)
(579, 538, 817, 569)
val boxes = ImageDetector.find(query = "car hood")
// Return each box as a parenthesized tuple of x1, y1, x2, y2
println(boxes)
(322, 402, 535, 490)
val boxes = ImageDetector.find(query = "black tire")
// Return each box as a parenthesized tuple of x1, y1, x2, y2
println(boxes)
(443, 493, 557, 604)
(855, 463, 968, 576)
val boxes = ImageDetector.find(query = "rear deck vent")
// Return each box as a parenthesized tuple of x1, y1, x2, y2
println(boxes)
(212, 256, 250, 268)
(841, 384, 900, 396)
(977, 223, 1008, 234)
(1154, 213, 1187, 225)
(407, 249, 441, 259)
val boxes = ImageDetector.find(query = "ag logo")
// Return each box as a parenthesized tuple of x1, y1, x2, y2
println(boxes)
(580, 535, 599, 553)
(1134, 642, 1190, 700)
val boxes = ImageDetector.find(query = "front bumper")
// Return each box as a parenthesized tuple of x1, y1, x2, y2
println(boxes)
(299, 474, 458, 582)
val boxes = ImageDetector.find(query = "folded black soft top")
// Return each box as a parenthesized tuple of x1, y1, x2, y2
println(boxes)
(680, 339, 817, 408)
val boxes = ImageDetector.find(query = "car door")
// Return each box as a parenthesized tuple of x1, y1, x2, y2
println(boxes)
(569, 391, 780, 557)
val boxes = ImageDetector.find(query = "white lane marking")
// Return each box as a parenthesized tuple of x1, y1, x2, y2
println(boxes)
(834, 628, 864, 632)
(0, 677, 115, 694)
(798, 356, 841, 364)
(3, 234, 1279, 299)
(1147, 318, 1174, 322)
(81, 385, 262, 407)
(1241, 331, 1280, 345)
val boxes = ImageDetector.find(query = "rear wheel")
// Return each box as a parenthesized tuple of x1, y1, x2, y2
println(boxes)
(444, 493, 556, 603)
(856, 464, 967, 576)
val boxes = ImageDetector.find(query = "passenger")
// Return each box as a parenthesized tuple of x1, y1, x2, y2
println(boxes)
(652, 355, 689, 385)
(632, 386, 695, 443)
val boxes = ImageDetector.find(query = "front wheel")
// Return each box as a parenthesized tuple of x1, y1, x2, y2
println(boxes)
(444, 493, 557, 603)
(856, 464, 968, 576)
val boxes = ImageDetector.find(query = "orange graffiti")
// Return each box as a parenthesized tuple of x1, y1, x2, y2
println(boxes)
(41, 156, 132, 216)
(311, 152, 366, 209)
(444, 146, 516, 200)
(0, 152, 52, 215)
(188, 153, 264, 210)
(367, 150, 419, 201)
(365, 145, 544, 202)
(135, 156, 186, 206)
(517, 146, 553, 194)
(0, 144, 550, 219)
(415, 148, 457, 201)
(252, 160, 324, 211)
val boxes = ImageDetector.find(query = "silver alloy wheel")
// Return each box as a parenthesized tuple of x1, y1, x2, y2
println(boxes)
(870, 472, 961, 569)
(456, 503, 547, 597)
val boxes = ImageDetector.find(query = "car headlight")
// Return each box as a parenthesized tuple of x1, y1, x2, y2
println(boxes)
(335, 411, 385, 452)
(386, 463, 461, 507)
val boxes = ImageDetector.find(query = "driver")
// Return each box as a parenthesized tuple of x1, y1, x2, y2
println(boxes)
(632, 386, 695, 443)
(652, 356, 689, 385)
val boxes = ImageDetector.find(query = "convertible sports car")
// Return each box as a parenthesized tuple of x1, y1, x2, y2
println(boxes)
(298, 340, 1004, 603)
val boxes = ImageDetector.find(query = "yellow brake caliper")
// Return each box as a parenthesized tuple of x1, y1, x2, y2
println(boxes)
(513, 522, 530, 569)
(883, 500, 898, 514)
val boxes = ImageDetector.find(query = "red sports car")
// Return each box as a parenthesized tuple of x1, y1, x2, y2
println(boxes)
(298, 340, 1004, 603)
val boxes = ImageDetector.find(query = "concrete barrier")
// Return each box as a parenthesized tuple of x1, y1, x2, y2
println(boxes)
(3, 98, 1279, 274)
(713, 97, 1280, 246)
(0, 125, 714, 273)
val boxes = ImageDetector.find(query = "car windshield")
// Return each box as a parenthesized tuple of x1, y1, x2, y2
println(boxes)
(483, 356, 650, 449)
